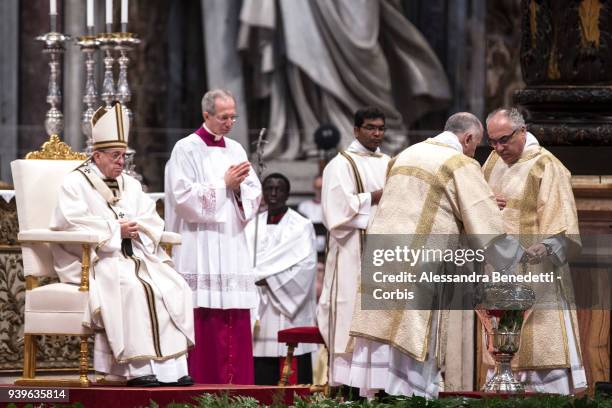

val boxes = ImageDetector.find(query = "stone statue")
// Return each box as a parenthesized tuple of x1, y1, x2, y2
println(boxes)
(203, 0, 451, 159)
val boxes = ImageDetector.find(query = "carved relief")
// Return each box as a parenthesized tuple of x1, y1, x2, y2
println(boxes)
(0, 250, 25, 370)
(515, 0, 612, 145)
(25, 135, 87, 161)
(0, 199, 18, 246)
(528, 123, 612, 145)
(515, 87, 612, 105)
(520, 0, 612, 85)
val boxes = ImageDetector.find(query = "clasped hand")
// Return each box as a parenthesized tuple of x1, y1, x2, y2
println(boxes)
(119, 219, 139, 239)
(224, 161, 251, 193)
(521, 243, 548, 264)
(494, 193, 507, 210)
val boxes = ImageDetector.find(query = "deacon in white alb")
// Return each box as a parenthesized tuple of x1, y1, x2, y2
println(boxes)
(50, 103, 195, 387)
(316, 107, 391, 386)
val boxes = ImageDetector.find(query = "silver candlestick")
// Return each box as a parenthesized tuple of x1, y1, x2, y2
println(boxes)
(76, 35, 100, 153)
(98, 33, 117, 109)
(36, 32, 71, 137)
(114, 32, 140, 126)
(115, 32, 142, 183)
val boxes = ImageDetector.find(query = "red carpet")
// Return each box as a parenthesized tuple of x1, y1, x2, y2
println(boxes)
(1, 384, 312, 407)
(440, 391, 548, 399)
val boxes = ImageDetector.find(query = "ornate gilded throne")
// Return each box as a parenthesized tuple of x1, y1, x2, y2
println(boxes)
(10, 135, 180, 387)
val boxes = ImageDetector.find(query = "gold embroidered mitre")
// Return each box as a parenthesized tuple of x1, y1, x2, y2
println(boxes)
(91, 103, 130, 150)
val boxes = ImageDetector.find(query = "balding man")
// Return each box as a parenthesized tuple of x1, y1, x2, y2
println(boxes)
(483, 107, 585, 394)
(165, 89, 262, 384)
(346, 112, 524, 398)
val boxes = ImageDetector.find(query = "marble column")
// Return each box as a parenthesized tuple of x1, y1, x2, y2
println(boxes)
(467, 0, 487, 120)
(447, 0, 468, 115)
(201, 0, 249, 150)
(0, 0, 19, 184)
(63, 0, 86, 151)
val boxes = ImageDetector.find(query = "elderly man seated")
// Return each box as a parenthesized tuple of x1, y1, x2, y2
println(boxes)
(50, 103, 194, 387)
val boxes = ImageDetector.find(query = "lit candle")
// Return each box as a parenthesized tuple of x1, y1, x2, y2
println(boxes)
(105, 0, 112, 32)
(50, 0, 57, 32)
(87, 0, 94, 29)
(121, 0, 128, 23)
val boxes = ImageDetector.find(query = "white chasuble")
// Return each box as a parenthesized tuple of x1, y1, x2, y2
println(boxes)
(50, 163, 194, 369)
(482, 134, 586, 393)
(246, 209, 318, 357)
(164, 134, 262, 309)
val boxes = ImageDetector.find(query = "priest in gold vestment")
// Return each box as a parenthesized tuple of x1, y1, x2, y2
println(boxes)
(347, 113, 524, 398)
(483, 107, 586, 394)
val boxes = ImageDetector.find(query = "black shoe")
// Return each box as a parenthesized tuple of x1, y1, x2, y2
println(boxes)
(126, 375, 160, 387)
(159, 375, 194, 387)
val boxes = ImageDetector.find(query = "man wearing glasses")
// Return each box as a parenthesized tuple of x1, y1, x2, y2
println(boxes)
(483, 108, 586, 394)
(164, 89, 262, 384)
(347, 112, 524, 398)
(317, 107, 390, 389)
(51, 103, 195, 387)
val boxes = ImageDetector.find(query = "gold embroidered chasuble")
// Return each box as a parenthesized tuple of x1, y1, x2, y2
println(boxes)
(482, 145, 582, 370)
(350, 139, 507, 366)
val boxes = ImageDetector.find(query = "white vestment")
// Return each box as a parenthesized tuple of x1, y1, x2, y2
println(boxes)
(164, 133, 262, 309)
(297, 199, 325, 253)
(316, 140, 390, 386)
(50, 163, 194, 381)
(245, 209, 318, 357)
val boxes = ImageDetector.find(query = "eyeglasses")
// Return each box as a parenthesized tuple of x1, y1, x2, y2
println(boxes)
(100, 150, 126, 162)
(488, 128, 520, 148)
(360, 125, 386, 133)
(212, 114, 239, 124)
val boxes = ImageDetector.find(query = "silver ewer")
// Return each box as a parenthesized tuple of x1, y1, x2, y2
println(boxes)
(475, 282, 536, 393)
(76, 35, 100, 153)
(36, 32, 71, 137)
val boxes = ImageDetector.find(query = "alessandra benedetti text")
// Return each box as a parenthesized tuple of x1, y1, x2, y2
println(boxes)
(371, 271, 556, 284)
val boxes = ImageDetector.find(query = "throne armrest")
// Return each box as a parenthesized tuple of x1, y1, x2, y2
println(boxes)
(160, 231, 181, 245)
(19, 229, 98, 292)
(160, 231, 181, 256)
(18, 229, 102, 244)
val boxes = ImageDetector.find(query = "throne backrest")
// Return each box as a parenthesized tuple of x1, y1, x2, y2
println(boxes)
(11, 137, 87, 278)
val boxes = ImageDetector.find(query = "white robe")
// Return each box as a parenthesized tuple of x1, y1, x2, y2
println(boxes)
(297, 199, 326, 253)
(50, 163, 194, 380)
(245, 209, 318, 357)
(316, 139, 390, 385)
(164, 133, 262, 309)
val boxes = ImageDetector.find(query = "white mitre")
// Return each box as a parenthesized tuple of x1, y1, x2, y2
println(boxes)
(91, 103, 130, 150)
